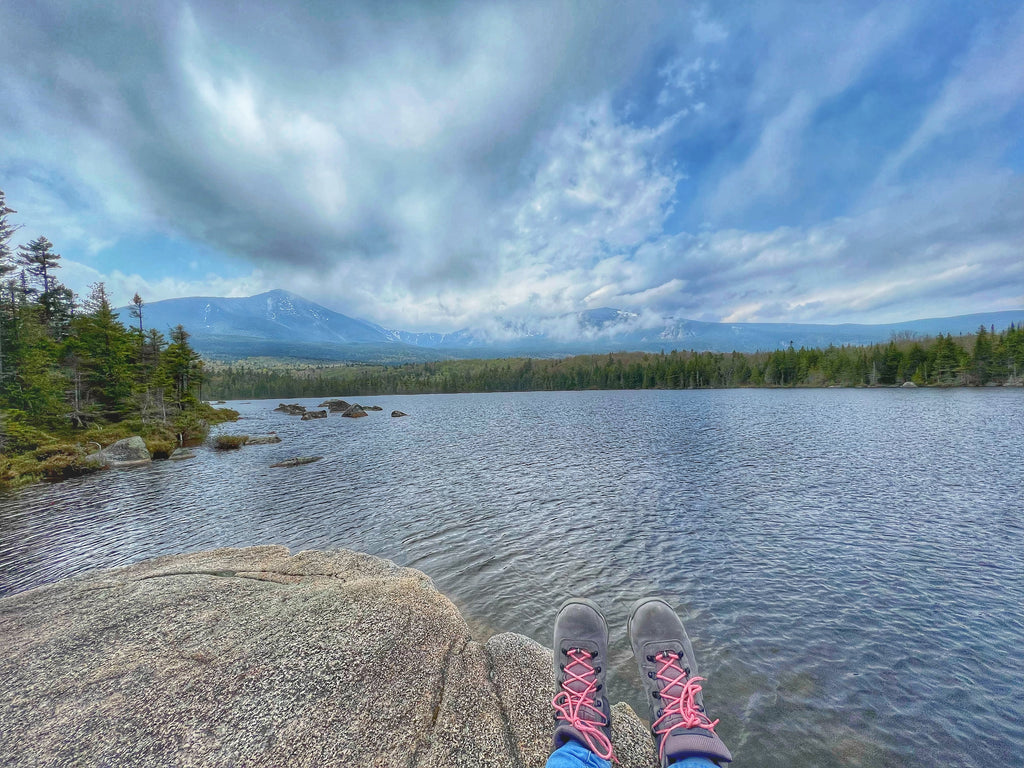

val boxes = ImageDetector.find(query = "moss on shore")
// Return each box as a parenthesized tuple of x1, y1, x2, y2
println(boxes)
(0, 404, 239, 489)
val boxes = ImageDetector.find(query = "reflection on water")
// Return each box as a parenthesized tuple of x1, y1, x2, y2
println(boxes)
(2, 389, 1022, 768)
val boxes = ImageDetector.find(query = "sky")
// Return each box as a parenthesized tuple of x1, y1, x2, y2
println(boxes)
(1, 0, 1022, 332)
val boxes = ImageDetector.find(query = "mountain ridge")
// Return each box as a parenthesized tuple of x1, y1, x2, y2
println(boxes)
(122, 289, 1024, 361)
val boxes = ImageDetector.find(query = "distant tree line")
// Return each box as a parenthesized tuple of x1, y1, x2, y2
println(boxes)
(205, 324, 1024, 399)
(0, 189, 224, 481)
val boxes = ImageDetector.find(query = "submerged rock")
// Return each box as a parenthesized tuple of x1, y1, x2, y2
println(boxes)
(300, 410, 328, 420)
(391, 410, 408, 417)
(273, 403, 307, 415)
(269, 456, 323, 468)
(245, 434, 282, 445)
(341, 405, 367, 418)
(0, 547, 658, 767)
(362, 405, 384, 411)
(168, 448, 196, 461)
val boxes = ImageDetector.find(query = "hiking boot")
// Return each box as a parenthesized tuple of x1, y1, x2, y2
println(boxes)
(552, 598, 615, 762)
(628, 597, 732, 766)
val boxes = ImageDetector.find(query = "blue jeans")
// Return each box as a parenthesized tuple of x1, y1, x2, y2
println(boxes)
(546, 740, 719, 768)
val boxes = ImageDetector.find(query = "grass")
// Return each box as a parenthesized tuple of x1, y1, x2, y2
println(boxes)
(214, 434, 249, 450)
(145, 438, 177, 459)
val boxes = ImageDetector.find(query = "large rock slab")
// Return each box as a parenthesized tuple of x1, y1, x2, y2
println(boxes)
(0, 548, 658, 768)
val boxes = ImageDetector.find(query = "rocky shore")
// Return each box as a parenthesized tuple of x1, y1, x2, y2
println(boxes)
(0, 547, 660, 767)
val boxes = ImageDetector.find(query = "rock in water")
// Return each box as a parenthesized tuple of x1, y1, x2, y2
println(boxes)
(901, 381, 918, 388)
(362, 405, 384, 411)
(319, 399, 351, 412)
(273, 403, 307, 415)
(300, 410, 328, 420)
(269, 456, 323, 468)
(341, 405, 367, 418)
(168, 448, 196, 461)
(0, 548, 659, 767)
(245, 434, 282, 445)
(88, 436, 151, 467)
(391, 410, 408, 417)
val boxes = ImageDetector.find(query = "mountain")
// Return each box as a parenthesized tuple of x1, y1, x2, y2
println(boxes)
(120, 290, 1024, 361)
(137, 289, 390, 344)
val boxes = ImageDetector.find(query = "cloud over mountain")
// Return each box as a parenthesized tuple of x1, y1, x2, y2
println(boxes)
(1, 1, 1021, 330)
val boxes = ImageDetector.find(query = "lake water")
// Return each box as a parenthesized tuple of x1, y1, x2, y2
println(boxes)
(1, 389, 1022, 767)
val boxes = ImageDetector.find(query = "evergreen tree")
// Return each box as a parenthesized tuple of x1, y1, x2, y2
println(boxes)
(162, 325, 203, 409)
(0, 190, 20, 388)
(68, 283, 133, 418)
(129, 293, 144, 335)
(972, 325, 994, 385)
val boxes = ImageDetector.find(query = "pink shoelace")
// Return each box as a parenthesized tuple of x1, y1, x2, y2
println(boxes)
(552, 647, 616, 762)
(651, 650, 720, 763)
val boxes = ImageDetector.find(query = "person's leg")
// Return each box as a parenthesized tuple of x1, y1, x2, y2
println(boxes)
(629, 598, 733, 767)
(548, 599, 616, 765)
(545, 739, 613, 768)
(669, 757, 720, 768)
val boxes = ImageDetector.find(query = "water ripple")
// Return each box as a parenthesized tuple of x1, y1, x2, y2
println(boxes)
(1, 389, 1023, 767)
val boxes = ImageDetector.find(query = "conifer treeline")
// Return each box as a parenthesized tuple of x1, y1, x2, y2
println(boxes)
(0, 189, 206, 451)
(206, 325, 1024, 399)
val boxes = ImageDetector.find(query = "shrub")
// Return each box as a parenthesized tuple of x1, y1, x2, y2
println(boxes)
(173, 411, 209, 444)
(146, 439, 176, 459)
(1, 411, 55, 453)
(37, 451, 96, 480)
(214, 434, 249, 450)
(33, 443, 83, 460)
(205, 406, 241, 424)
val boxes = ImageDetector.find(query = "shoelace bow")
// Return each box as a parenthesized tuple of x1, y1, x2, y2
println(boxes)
(552, 648, 616, 762)
(652, 651, 720, 762)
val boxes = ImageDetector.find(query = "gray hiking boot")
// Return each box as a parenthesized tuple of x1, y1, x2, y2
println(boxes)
(551, 598, 616, 762)
(628, 597, 732, 766)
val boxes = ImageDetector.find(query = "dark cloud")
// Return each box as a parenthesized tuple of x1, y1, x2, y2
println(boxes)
(1, 1, 1021, 329)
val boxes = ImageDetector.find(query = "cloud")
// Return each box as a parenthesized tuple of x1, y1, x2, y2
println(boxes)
(1, 0, 1021, 335)
(58, 258, 272, 309)
(875, 6, 1024, 187)
(707, 4, 918, 221)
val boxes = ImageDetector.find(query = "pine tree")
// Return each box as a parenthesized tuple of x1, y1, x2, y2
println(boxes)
(0, 190, 20, 388)
(129, 293, 144, 335)
(162, 325, 203, 409)
(69, 283, 133, 418)
(16, 236, 67, 335)
(972, 325, 994, 385)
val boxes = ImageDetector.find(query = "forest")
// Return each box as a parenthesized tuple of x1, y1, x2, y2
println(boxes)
(0, 190, 233, 486)
(204, 324, 1024, 399)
